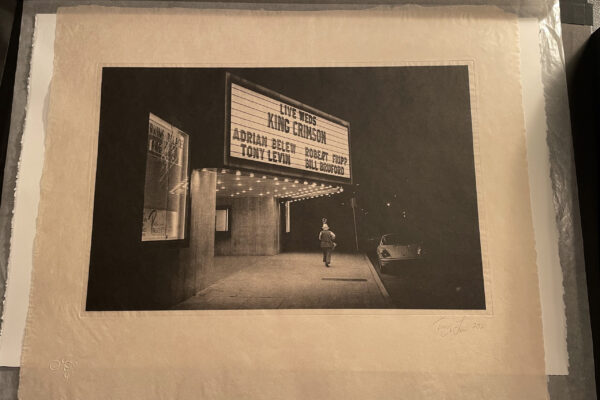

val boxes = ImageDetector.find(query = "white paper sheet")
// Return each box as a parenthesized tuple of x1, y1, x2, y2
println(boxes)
(0, 14, 56, 367)
(519, 17, 568, 375)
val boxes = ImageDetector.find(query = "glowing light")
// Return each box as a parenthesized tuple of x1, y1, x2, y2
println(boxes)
(249, 173, 254, 177)
(235, 170, 241, 176)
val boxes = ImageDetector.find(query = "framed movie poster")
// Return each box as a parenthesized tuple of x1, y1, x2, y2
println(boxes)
(141, 113, 189, 241)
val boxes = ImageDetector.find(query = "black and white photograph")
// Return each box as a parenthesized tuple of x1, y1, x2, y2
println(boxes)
(86, 66, 485, 311)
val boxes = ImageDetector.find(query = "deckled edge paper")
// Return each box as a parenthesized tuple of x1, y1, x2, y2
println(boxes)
(519, 18, 568, 375)
(19, 6, 548, 399)
(0, 14, 56, 367)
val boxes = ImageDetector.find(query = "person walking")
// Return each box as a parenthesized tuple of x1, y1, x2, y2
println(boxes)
(319, 224, 336, 267)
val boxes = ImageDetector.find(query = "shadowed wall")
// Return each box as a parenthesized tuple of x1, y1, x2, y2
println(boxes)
(215, 196, 281, 256)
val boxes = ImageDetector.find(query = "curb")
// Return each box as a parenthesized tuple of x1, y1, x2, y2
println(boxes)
(362, 253, 392, 306)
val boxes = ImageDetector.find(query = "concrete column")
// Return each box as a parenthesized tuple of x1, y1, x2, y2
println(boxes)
(215, 196, 280, 256)
(180, 169, 216, 298)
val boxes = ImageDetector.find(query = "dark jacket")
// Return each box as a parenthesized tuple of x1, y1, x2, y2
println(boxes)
(319, 230, 336, 248)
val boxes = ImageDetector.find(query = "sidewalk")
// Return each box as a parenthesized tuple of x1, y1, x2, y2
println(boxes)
(174, 252, 390, 309)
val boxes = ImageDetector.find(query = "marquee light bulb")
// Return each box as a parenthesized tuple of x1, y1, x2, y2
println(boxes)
(249, 173, 254, 177)
(235, 170, 241, 176)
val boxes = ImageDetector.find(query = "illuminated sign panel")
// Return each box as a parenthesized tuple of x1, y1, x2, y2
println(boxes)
(226, 75, 351, 183)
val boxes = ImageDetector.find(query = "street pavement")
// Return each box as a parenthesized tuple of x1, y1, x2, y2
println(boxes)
(174, 252, 390, 310)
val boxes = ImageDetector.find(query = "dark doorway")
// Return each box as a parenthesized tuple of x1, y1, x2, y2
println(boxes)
(282, 196, 357, 253)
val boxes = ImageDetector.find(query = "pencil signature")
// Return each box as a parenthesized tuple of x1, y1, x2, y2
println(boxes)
(433, 317, 484, 337)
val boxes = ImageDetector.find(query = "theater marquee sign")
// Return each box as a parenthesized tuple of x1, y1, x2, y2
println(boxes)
(225, 74, 352, 184)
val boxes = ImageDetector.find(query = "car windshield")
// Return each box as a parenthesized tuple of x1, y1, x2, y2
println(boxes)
(381, 234, 405, 245)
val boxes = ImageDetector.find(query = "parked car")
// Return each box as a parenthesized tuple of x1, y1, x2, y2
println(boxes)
(376, 233, 423, 273)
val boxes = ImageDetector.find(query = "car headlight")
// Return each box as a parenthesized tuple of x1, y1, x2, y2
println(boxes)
(381, 249, 391, 258)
